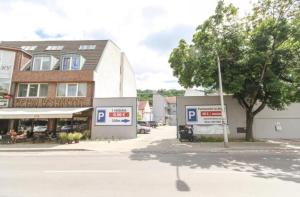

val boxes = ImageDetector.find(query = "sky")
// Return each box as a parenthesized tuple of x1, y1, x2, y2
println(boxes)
(0, 0, 254, 90)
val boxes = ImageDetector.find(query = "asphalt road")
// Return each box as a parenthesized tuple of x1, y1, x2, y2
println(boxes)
(0, 127, 299, 197)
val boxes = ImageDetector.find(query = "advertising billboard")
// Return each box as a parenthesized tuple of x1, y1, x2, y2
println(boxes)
(186, 105, 227, 125)
(95, 107, 132, 126)
(0, 50, 16, 107)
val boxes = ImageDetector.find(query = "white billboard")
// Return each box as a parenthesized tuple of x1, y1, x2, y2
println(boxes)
(0, 50, 16, 107)
(95, 107, 132, 126)
(186, 105, 227, 125)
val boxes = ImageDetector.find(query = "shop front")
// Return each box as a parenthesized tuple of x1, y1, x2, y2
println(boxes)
(0, 107, 92, 136)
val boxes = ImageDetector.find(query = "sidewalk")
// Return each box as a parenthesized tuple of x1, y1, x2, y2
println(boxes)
(1, 139, 299, 153)
(1, 126, 299, 153)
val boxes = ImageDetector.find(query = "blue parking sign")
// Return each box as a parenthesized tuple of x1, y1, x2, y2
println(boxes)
(187, 108, 197, 122)
(97, 110, 106, 123)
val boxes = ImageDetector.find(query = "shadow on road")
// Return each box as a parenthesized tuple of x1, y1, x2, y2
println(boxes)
(176, 166, 190, 192)
(130, 139, 300, 184)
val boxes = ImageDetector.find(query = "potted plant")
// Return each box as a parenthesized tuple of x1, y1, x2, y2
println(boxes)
(67, 133, 74, 144)
(58, 132, 68, 144)
(73, 132, 83, 143)
(82, 130, 91, 140)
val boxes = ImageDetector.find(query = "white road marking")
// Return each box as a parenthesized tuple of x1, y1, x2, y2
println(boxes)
(195, 171, 250, 174)
(44, 170, 121, 173)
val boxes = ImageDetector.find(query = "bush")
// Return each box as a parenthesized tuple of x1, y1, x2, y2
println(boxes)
(82, 130, 91, 140)
(59, 132, 68, 143)
(67, 133, 74, 143)
(73, 132, 83, 142)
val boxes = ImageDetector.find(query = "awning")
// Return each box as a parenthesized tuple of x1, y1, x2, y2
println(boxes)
(0, 107, 92, 119)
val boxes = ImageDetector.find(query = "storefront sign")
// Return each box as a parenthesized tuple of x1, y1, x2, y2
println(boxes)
(95, 107, 132, 126)
(0, 50, 16, 108)
(186, 105, 227, 125)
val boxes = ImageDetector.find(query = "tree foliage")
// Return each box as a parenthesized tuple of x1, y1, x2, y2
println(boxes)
(169, 0, 300, 141)
(137, 89, 185, 105)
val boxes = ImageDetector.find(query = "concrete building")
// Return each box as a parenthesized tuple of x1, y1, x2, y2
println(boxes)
(0, 40, 136, 138)
(177, 95, 300, 139)
(152, 94, 176, 126)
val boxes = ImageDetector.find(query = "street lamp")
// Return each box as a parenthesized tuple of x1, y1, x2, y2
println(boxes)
(192, 47, 229, 148)
(216, 53, 229, 148)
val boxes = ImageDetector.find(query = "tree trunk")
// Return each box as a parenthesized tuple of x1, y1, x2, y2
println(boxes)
(245, 111, 255, 142)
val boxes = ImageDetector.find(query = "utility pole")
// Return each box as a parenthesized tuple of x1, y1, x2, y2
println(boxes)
(217, 54, 229, 148)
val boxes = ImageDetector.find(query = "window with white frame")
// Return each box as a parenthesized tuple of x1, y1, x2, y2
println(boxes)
(46, 46, 64, 50)
(32, 56, 51, 71)
(21, 46, 37, 51)
(61, 54, 84, 71)
(18, 84, 48, 98)
(31, 55, 58, 71)
(79, 45, 96, 50)
(56, 83, 87, 97)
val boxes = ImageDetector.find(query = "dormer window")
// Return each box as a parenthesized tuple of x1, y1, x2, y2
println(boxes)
(33, 56, 51, 71)
(61, 54, 85, 71)
(31, 55, 58, 71)
(46, 46, 64, 50)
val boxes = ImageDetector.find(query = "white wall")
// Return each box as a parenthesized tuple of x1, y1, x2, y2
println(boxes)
(93, 41, 137, 98)
(121, 53, 137, 97)
(253, 103, 300, 139)
(94, 41, 122, 98)
(142, 102, 152, 121)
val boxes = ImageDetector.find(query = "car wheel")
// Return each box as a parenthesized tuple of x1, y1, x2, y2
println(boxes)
(141, 129, 145, 134)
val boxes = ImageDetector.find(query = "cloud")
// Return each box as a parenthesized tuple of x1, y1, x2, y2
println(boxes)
(142, 6, 166, 20)
(35, 29, 64, 39)
(0, 0, 254, 90)
(141, 25, 195, 54)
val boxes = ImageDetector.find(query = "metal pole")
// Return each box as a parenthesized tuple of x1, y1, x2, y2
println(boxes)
(217, 54, 229, 148)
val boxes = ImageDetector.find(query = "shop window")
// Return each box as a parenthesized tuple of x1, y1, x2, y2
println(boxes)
(56, 117, 88, 132)
(18, 119, 48, 132)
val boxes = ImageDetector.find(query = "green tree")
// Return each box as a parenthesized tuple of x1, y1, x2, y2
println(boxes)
(137, 89, 185, 105)
(169, 0, 300, 141)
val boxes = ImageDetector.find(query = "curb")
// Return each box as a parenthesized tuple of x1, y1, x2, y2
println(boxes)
(0, 149, 91, 152)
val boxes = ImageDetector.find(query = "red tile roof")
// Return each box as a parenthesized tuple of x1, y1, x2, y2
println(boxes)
(138, 101, 147, 110)
(165, 97, 176, 104)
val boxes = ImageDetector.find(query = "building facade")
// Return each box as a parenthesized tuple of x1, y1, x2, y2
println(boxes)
(152, 94, 176, 126)
(0, 40, 136, 136)
(177, 95, 300, 139)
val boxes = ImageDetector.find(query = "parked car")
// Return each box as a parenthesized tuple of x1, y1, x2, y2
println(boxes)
(33, 126, 47, 132)
(157, 122, 163, 126)
(137, 121, 150, 127)
(137, 122, 151, 134)
(148, 121, 158, 128)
